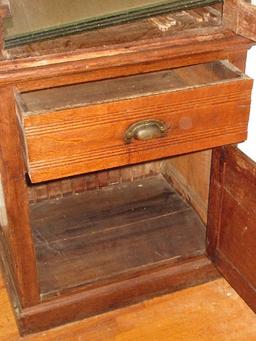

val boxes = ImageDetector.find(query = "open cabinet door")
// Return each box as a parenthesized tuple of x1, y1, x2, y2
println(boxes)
(207, 145, 256, 312)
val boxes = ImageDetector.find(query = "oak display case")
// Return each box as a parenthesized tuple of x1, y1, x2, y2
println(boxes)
(0, 0, 256, 335)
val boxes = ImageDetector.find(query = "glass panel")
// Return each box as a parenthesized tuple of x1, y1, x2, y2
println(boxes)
(4, 0, 222, 47)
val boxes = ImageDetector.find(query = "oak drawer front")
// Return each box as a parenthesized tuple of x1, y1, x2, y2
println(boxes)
(16, 61, 252, 183)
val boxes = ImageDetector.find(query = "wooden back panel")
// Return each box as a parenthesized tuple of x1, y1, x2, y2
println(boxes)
(27, 161, 162, 203)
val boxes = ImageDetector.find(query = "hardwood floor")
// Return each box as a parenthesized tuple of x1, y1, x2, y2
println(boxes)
(1, 274, 256, 340)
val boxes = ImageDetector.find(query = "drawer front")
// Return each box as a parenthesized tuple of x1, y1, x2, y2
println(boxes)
(16, 62, 252, 183)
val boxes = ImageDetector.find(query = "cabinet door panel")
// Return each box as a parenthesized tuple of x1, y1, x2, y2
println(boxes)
(207, 145, 256, 312)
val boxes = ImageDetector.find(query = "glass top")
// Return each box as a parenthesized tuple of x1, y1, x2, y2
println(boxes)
(4, 0, 221, 48)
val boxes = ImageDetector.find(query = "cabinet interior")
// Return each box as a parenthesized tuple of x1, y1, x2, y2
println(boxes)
(27, 152, 211, 300)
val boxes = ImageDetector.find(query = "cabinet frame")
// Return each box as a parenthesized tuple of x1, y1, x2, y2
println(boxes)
(0, 1, 256, 335)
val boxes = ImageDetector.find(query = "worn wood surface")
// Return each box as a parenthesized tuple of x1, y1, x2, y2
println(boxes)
(4, 1, 222, 49)
(162, 47, 248, 226)
(224, 0, 256, 41)
(18, 61, 239, 115)
(0, 87, 40, 308)
(24, 34, 249, 215)
(30, 175, 206, 296)
(17, 61, 252, 183)
(18, 255, 218, 334)
(27, 161, 162, 203)
(0, 3, 254, 335)
(0, 1, 10, 19)
(0, 29, 252, 92)
(162, 150, 212, 223)
(0, 30, 253, 104)
(1, 275, 256, 340)
(4, 0, 218, 37)
(0, 0, 10, 54)
(207, 146, 256, 314)
(0, 4, 252, 95)
(3, 4, 223, 57)
(5, 174, 219, 334)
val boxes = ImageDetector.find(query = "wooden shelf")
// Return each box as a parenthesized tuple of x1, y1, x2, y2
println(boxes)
(30, 174, 206, 298)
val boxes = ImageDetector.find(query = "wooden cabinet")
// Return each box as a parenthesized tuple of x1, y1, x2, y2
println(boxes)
(0, 1, 256, 335)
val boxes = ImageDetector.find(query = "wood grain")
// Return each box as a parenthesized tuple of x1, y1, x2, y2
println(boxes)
(24, 26, 250, 217)
(0, 3, 254, 335)
(162, 46, 248, 226)
(224, 0, 256, 41)
(17, 61, 252, 183)
(207, 146, 256, 314)
(1, 274, 256, 340)
(18, 255, 218, 334)
(27, 161, 162, 203)
(4, 174, 219, 334)
(162, 150, 212, 223)
(0, 0, 10, 19)
(0, 29, 253, 90)
(0, 87, 40, 308)
(17, 60, 240, 114)
(30, 175, 206, 296)
(3, 4, 222, 57)
(0, 0, 10, 55)
(4, 1, 222, 49)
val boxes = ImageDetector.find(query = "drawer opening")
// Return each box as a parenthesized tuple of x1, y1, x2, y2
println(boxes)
(27, 153, 216, 300)
(17, 60, 244, 116)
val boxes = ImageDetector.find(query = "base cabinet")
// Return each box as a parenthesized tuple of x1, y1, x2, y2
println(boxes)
(1, 145, 256, 335)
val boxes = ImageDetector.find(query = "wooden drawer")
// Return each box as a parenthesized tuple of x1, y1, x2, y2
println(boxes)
(16, 60, 252, 183)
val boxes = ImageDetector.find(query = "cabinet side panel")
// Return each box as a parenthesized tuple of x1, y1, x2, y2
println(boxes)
(162, 150, 211, 224)
(0, 86, 40, 307)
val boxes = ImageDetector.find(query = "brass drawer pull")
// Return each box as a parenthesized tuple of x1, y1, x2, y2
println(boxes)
(124, 119, 167, 144)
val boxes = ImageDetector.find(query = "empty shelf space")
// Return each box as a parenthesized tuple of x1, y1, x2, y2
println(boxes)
(30, 174, 206, 297)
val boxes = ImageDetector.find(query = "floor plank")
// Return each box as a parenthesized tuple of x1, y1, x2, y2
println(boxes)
(1, 273, 256, 340)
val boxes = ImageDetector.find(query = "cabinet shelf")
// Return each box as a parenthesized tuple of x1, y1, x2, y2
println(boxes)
(31, 174, 206, 298)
